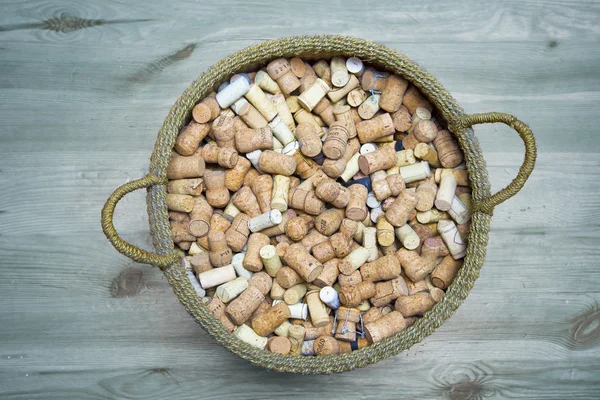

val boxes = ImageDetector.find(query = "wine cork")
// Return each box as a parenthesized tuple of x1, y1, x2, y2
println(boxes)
(358, 93, 381, 120)
(402, 86, 433, 114)
(255, 70, 281, 94)
(234, 324, 268, 349)
(433, 130, 464, 168)
(356, 113, 395, 143)
(312, 240, 336, 263)
(327, 232, 352, 258)
(167, 153, 206, 179)
(288, 325, 306, 356)
(362, 306, 384, 324)
(288, 188, 326, 215)
(283, 283, 307, 305)
(285, 57, 304, 78)
(290, 146, 319, 179)
(313, 258, 340, 288)
(258, 244, 282, 277)
(376, 217, 395, 246)
(402, 132, 420, 150)
(223, 158, 249, 192)
(313, 336, 340, 356)
(300, 229, 329, 251)
(306, 289, 330, 327)
(448, 195, 471, 225)
(345, 184, 368, 221)
(293, 109, 324, 137)
(237, 100, 268, 129)
(319, 286, 341, 310)
(225, 213, 250, 252)
(198, 264, 236, 289)
(334, 306, 361, 342)
(166, 193, 194, 213)
(302, 318, 334, 340)
(242, 233, 269, 272)
(361, 70, 389, 91)
(312, 97, 336, 127)
(191, 252, 212, 275)
(415, 180, 438, 211)
(295, 123, 322, 157)
(244, 83, 278, 121)
(252, 301, 291, 336)
(358, 145, 396, 175)
(283, 243, 324, 282)
(372, 174, 405, 201)
(438, 220, 466, 260)
(248, 209, 282, 233)
(265, 280, 284, 302)
(395, 248, 433, 282)
(175, 240, 192, 251)
(338, 269, 363, 287)
(412, 120, 438, 144)
(206, 230, 231, 267)
(431, 255, 462, 289)
(167, 178, 204, 196)
(395, 292, 435, 317)
(364, 311, 406, 343)
(269, 95, 295, 132)
(275, 266, 303, 289)
(231, 186, 260, 218)
(435, 168, 469, 186)
(211, 115, 236, 148)
(298, 78, 331, 112)
(270, 174, 291, 212)
(175, 122, 210, 156)
(285, 215, 313, 241)
(247, 272, 272, 297)
(379, 75, 408, 113)
(187, 197, 212, 238)
(385, 189, 418, 227)
(347, 88, 367, 107)
(216, 276, 248, 303)
(338, 246, 370, 275)
(345, 56, 365, 76)
(391, 105, 412, 132)
(421, 236, 449, 262)
(257, 150, 296, 176)
(267, 336, 291, 355)
(435, 174, 458, 211)
(203, 171, 229, 208)
(200, 143, 239, 168)
(314, 208, 345, 236)
(168, 210, 190, 223)
(408, 107, 432, 134)
(229, 253, 252, 280)
(267, 58, 301, 95)
(371, 277, 409, 307)
(414, 142, 441, 168)
(192, 97, 220, 123)
(234, 127, 273, 153)
(267, 115, 295, 146)
(249, 174, 273, 214)
(360, 254, 401, 282)
(327, 74, 360, 103)
(339, 280, 375, 307)
(206, 297, 235, 332)
(416, 208, 447, 224)
(399, 161, 431, 184)
(333, 104, 357, 139)
(225, 285, 264, 325)
(395, 224, 420, 250)
(216, 77, 251, 108)
(396, 149, 416, 168)
(315, 180, 350, 208)
(330, 56, 349, 88)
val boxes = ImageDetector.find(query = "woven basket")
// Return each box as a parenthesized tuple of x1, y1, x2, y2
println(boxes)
(101, 35, 536, 374)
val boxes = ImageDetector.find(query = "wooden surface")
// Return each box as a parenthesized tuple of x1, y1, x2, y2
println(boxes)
(1, 0, 599, 398)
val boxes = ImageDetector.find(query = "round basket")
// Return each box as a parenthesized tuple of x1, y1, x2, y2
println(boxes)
(101, 35, 536, 374)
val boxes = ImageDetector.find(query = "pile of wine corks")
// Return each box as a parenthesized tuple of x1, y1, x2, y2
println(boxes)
(169, 56, 471, 356)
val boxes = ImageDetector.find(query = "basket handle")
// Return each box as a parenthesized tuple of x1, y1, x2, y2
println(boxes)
(454, 112, 537, 214)
(101, 174, 180, 269)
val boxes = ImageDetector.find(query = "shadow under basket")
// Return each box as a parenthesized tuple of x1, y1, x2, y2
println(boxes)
(101, 35, 537, 374)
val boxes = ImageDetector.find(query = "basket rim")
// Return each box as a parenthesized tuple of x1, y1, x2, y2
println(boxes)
(145, 35, 492, 374)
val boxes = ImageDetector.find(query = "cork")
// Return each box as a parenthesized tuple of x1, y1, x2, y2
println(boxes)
(254, 70, 281, 94)
(205, 231, 231, 267)
(196, 212, 230, 249)
(295, 123, 322, 157)
(379, 75, 408, 113)
(448, 195, 471, 225)
(200, 143, 239, 168)
(407, 107, 432, 135)
(267, 58, 301, 95)
(313, 97, 336, 126)
(248, 209, 281, 234)
(252, 302, 291, 337)
(167, 178, 204, 197)
(168, 210, 188, 222)
(337, 269, 363, 287)
(312, 241, 335, 263)
(361, 70, 389, 91)
(293, 109, 324, 137)
(313, 336, 340, 356)
(229, 254, 251, 280)
(245, 150, 263, 171)
(362, 306, 384, 324)
(291, 148, 319, 179)
(327, 74, 360, 103)
(166, 193, 194, 213)
(327, 232, 351, 258)
(333, 104, 357, 139)
(376, 217, 395, 246)
(234, 127, 273, 153)
(358, 145, 396, 175)
(364, 311, 406, 343)
(401, 132, 419, 150)
(402, 86, 433, 114)
(225, 285, 264, 325)
(288, 325, 306, 356)
(269, 174, 290, 212)
(362, 226, 378, 262)
(371, 277, 409, 307)
(231, 186, 260, 217)
(356, 113, 395, 143)
(338, 246, 370, 275)
(256, 150, 296, 176)
(171, 220, 195, 243)
(283, 243, 324, 283)
(358, 93, 380, 120)
(298, 78, 331, 112)
(274, 266, 304, 290)
(338, 280, 375, 308)
(433, 130, 464, 168)
(225, 213, 250, 252)
(415, 180, 438, 212)
(267, 336, 291, 355)
(300, 229, 329, 251)
(237, 100, 268, 129)
(347, 88, 367, 107)
(247, 174, 272, 214)
(345, 184, 368, 221)
(175, 122, 210, 156)
(192, 97, 220, 123)
(330, 56, 350, 88)
(435, 174, 458, 211)
(395, 224, 420, 250)
(216, 77, 250, 108)
(315, 180, 350, 208)
(198, 264, 236, 290)
(372, 174, 405, 201)
(216, 276, 248, 303)
(176, 241, 192, 251)
(306, 289, 330, 327)
(339, 218, 359, 239)
(244, 83, 278, 122)
(270, 280, 286, 300)
(270, 94, 295, 132)
(395, 149, 416, 168)
(359, 254, 401, 283)
(224, 157, 250, 192)
(421, 236, 450, 262)
(395, 292, 435, 317)
(438, 220, 466, 259)
(285, 215, 313, 241)
(314, 208, 345, 236)
(242, 233, 269, 272)
(416, 208, 447, 224)
(211, 115, 236, 148)
(399, 161, 431, 184)
(288, 188, 325, 215)
(234, 324, 268, 349)
(414, 142, 441, 168)
(391, 105, 412, 132)
(385, 189, 418, 227)
(313, 259, 340, 288)
(435, 168, 469, 186)
(167, 153, 205, 179)
(395, 248, 432, 281)
(412, 120, 438, 143)
(201, 171, 228, 209)
(246, 272, 272, 297)
(191, 252, 212, 275)
(283, 283, 307, 305)
(334, 306, 362, 341)
(431, 255, 462, 289)
(188, 197, 212, 237)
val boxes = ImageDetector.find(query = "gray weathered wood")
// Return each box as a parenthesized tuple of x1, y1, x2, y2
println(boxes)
(1, 0, 599, 398)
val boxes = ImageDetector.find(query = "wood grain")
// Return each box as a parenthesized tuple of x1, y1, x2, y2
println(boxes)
(0, 0, 599, 398)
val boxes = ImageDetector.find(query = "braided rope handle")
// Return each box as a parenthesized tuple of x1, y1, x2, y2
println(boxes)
(101, 174, 180, 268)
(456, 112, 537, 214)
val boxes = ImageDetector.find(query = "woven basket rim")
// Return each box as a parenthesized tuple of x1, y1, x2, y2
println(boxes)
(145, 35, 492, 374)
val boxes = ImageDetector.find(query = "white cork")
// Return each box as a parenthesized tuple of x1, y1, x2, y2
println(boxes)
(198, 264, 236, 289)
(399, 161, 431, 184)
(302, 340, 317, 356)
(395, 224, 420, 250)
(358, 93, 381, 120)
(271, 175, 290, 212)
(231, 253, 254, 280)
(330, 56, 350, 88)
(259, 244, 283, 277)
(320, 286, 341, 310)
(244, 83, 278, 121)
(340, 152, 361, 182)
(298, 78, 331, 112)
(245, 149, 263, 170)
(230, 97, 250, 115)
(255, 70, 282, 94)
(281, 140, 299, 156)
(438, 220, 466, 260)
(186, 271, 206, 297)
(449, 195, 472, 225)
(340, 246, 370, 274)
(216, 77, 250, 108)
(370, 206, 384, 223)
(274, 320, 292, 336)
(360, 143, 378, 155)
(273, 137, 283, 152)
(366, 192, 381, 209)
(274, 300, 308, 320)
(346, 57, 365, 76)
(363, 227, 378, 262)
(249, 209, 283, 232)
(234, 324, 268, 349)
(270, 94, 296, 131)
(416, 208, 446, 224)
(269, 115, 296, 146)
(216, 276, 248, 303)
(435, 174, 458, 211)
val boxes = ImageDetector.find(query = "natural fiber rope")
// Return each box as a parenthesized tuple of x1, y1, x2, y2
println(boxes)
(101, 35, 536, 373)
